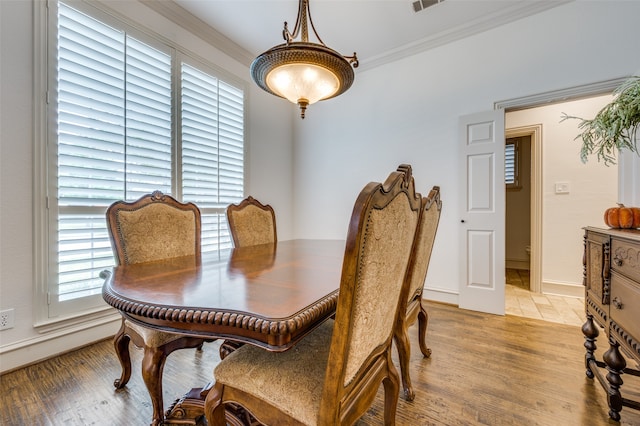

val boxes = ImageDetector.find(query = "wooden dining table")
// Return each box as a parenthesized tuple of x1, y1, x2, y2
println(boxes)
(102, 239, 346, 425)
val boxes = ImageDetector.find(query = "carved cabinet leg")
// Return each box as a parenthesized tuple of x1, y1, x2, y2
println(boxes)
(581, 314, 599, 379)
(113, 321, 132, 389)
(603, 336, 626, 422)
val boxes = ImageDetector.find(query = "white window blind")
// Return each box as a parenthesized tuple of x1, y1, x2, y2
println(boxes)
(505, 139, 518, 188)
(49, 2, 244, 317)
(180, 64, 243, 252)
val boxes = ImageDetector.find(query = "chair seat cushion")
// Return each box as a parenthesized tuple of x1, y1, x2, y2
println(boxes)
(125, 319, 184, 347)
(214, 319, 334, 426)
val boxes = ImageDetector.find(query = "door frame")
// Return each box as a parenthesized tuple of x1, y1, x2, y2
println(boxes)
(505, 125, 541, 293)
(495, 77, 625, 297)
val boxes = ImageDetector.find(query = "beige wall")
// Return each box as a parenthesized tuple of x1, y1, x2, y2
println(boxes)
(506, 95, 618, 290)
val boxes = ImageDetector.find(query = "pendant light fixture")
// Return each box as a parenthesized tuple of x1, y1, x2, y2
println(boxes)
(250, 0, 358, 119)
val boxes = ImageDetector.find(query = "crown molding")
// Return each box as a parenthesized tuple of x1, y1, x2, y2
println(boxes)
(143, 1, 570, 73)
(495, 77, 628, 111)
(359, 1, 572, 72)
(140, 0, 254, 67)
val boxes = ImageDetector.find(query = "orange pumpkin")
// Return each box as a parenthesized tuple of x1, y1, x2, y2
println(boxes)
(604, 204, 640, 229)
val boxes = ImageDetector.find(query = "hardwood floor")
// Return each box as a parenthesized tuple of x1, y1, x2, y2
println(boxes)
(2, 302, 639, 425)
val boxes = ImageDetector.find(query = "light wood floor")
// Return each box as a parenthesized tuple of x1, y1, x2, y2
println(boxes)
(506, 268, 585, 327)
(2, 302, 639, 425)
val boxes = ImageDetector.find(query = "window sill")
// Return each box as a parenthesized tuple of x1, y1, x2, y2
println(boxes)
(34, 305, 120, 334)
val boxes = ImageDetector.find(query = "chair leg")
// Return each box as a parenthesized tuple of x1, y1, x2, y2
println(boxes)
(382, 360, 400, 426)
(113, 321, 132, 389)
(219, 340, 244, 360)
(417, 302, 432, 358)
(204, 381, 228, 426)
(394, 328, 415, 401)
(141, 345, 169, 426)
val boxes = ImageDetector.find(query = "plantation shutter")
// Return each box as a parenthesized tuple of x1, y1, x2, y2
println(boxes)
(56, 4, 173, 308)
(51, 2, 244, 317)
(505, 141, 517, 186)
(181, 64, 243, 252)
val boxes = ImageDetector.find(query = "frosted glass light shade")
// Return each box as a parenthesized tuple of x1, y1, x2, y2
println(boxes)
(266, 63, 339, 106)
(251, 42, 356, 118)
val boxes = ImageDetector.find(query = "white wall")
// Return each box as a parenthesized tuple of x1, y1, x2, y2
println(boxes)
(0, 0, 292, 372)
(292, 1, 640, 304)
(3, 0, 640, 371)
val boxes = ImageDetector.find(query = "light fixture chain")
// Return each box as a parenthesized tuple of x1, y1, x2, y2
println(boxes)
(301, 0, 309, 42)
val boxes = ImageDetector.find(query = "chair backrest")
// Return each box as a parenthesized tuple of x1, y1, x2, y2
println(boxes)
(405, 186, 442, 305)
(226, 196, 277, 248)
(318, 164, 421, 424)
(106, 190, 201, 265)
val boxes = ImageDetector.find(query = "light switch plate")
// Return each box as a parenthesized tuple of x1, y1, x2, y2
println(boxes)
(555, 182, 570, 194)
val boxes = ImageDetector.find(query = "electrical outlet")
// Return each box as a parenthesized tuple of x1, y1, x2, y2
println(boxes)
(0, 309, 15, 330)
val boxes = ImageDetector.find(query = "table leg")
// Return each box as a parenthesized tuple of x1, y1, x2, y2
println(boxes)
(113, 322, 132, 389)
(141, 346, 169, 426)
(603, 335, 626, 421)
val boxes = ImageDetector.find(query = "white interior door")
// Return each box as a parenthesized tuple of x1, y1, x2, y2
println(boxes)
(459, 109, 505, 315)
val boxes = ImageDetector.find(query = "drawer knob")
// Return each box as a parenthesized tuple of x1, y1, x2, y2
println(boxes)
(613, 257, 623, 267)
(612, 297, 624, 310)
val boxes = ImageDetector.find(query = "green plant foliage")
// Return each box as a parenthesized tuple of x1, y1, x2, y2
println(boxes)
(561, 76, 640, 166)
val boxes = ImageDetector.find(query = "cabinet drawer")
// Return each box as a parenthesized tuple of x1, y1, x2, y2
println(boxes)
(611, 238, 640, 282)
(610, 271, 640, 341)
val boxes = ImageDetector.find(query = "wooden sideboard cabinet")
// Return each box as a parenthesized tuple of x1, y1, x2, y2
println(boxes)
(582, 227, 640, 421)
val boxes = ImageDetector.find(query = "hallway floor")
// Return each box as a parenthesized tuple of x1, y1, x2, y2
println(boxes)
(505, 268, 585, 327)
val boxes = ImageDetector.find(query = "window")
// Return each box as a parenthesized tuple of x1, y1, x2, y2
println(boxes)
(43, 1, 244, 320)
(505, 138, 519, 189)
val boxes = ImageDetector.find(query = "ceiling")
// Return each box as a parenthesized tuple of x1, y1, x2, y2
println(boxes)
(167, 0, 568, 69)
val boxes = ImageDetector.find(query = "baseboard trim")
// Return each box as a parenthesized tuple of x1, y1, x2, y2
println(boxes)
(423, 286, 459, 306)
(0, 315, 120, 374)
(506, 260, 530, 270)
(542, 280, 584, 298)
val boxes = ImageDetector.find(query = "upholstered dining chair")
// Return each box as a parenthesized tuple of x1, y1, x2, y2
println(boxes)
(220, 195, 278, 359)
(226, 196, 277, 248)
(105, 190, 210, 425)
(204, 164, 421, 426)
(394, 185, 442, 401)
